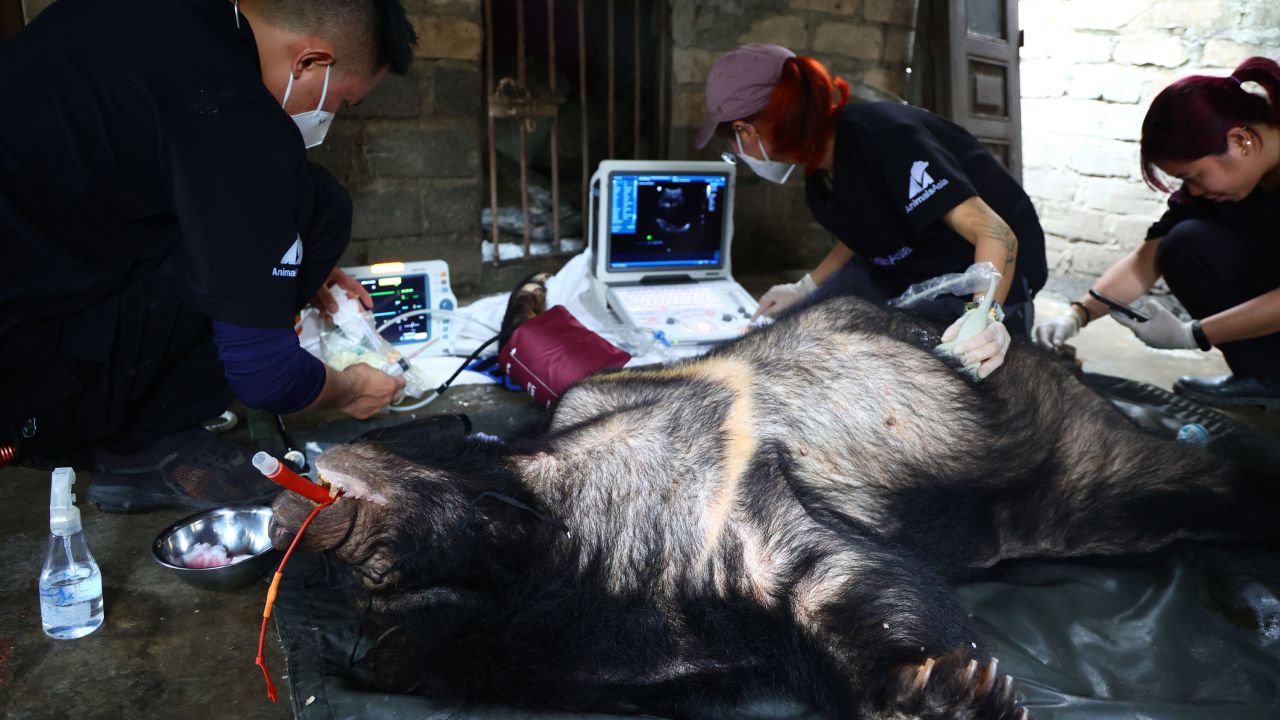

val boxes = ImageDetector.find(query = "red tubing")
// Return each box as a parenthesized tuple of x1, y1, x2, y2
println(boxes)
(261, 460, 333, 505)
(0, 444, 14, 469)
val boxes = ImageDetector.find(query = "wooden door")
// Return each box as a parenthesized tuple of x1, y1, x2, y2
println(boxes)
(919, 0, 1023, 182)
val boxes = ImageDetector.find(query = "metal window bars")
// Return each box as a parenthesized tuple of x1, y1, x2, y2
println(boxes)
(483, 0, 670, 265)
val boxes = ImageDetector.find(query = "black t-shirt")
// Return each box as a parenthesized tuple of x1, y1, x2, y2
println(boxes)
(0, 0, 349, 335)
(805, 103, 1046, 304)
(1146, 186, 1280, 247)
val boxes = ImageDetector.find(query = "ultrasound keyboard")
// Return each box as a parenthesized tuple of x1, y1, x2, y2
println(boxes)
(607, 281, 758, 345)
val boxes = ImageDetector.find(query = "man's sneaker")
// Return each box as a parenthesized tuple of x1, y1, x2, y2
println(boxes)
(1173, 374, 1280, 413)
(88, 427, 281, 514)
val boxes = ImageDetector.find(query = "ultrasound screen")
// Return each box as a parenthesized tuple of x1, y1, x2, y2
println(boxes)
(607, 173, 728, 271)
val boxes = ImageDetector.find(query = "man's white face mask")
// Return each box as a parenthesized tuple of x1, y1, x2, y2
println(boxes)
(282, 64, 334, 149)
(735, 128, 795, 185)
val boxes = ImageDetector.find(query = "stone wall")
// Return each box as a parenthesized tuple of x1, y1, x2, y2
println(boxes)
(313, 0, 489, 295)
(668, 0, 919, 274)
(1019, 0, 1280, 283)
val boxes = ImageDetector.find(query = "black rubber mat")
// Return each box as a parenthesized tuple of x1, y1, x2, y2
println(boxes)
(1082, 373, 1280, 474)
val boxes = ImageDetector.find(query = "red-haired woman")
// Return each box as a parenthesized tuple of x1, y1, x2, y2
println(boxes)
(1035, 57, 1280, 411)
(697, 45, 1047, 379)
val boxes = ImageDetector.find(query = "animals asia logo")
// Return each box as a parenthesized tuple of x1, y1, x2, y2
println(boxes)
(904, 160, 948, 214)
(272, 234, 304, 277)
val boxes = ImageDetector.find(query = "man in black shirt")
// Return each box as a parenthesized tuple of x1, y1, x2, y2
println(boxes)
(1, 0, 417, 511)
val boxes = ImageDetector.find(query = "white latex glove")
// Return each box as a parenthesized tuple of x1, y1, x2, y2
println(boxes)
(941, 316, 1012, 380)
(1110, 298, 1195, 350)
(1032, 312, 1080, 351)
(753, 273, 817, 320)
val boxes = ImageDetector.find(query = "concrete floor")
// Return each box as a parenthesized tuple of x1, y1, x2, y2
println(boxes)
(0, 288, 1275, 720)
(0, 386, 539, 720)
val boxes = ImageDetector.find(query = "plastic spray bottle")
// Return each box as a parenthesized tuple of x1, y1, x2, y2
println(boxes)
(38, 467, 104, 639)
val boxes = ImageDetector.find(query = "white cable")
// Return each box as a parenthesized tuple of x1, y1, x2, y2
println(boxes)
(376, 308, 499, 337)
(387, 331, 501, 413)
(388, 391, 441, 413)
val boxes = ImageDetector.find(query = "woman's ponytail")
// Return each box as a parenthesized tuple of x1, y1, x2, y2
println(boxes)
(759, 57, 850, 172)
(1230, 56, 1280, 126)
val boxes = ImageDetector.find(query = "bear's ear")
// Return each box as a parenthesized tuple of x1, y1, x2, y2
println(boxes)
(499, 271, 555, 348)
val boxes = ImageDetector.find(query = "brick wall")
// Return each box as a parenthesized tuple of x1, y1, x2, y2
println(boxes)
(668, 0, 919, 275)
(1019, 0, 1280, 283)
(313, 0, 490, 296)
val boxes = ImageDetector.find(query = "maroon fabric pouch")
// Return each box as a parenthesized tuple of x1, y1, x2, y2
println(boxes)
(499, 305, 631, 406)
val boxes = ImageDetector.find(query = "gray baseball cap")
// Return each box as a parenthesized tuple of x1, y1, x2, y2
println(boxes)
(695, 44, 796, 149)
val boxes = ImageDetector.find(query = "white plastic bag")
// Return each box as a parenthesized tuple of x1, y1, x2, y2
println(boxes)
(312, 292, 437, 400)
(889, 262, 1002, 310)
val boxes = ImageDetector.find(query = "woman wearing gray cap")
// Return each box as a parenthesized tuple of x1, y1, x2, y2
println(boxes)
(698, 44, 1047, 379)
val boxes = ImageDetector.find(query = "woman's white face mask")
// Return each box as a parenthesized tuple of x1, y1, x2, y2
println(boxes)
(735, 128, 795, 184)
(282, 65, 335, 149)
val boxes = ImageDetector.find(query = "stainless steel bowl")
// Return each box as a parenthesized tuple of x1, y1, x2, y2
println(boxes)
(152, 506, 279, 590)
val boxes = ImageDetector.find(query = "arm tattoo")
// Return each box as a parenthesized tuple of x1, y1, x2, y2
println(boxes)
(982, 221, 1017, 266)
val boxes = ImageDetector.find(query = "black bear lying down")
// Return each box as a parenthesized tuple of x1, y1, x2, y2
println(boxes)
(270, 295, 1278, 720)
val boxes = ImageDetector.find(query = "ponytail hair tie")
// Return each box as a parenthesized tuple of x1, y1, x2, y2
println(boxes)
(1230, 75, 1244, 86)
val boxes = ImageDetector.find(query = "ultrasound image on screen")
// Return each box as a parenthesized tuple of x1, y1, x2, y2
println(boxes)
(608, 174, 727, 270)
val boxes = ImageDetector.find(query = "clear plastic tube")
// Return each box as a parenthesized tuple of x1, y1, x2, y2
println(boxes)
(375, 308, 500, 338)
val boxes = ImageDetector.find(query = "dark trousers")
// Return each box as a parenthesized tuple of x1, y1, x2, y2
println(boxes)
(1157, 219, 1280, 383)
(4, 247, 235, 460)
(806, 257, 1035, 336)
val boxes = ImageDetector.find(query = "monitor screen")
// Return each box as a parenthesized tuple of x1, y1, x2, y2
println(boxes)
(357, 274, 433, 345)
(607, 172, 729, 271)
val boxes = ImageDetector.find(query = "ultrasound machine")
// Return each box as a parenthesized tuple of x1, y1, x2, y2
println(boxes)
(588, 160, 758, 345)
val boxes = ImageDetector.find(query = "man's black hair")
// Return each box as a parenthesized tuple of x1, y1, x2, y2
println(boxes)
(371, 0, 417, 75)
(260, 0, 418, 75)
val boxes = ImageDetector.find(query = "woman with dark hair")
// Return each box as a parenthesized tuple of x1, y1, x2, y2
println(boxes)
(1035, 57, 1280, 411)
(697, 45, 1047, 380)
